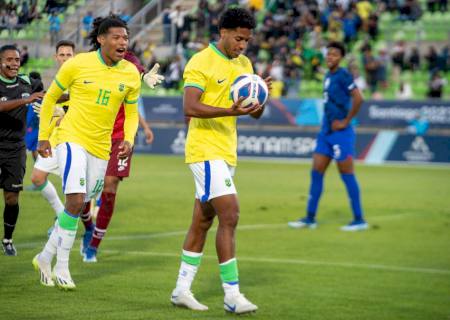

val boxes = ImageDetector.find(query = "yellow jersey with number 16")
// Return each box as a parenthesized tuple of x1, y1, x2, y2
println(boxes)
(183, 43, 253, 167)
(38, 50, 141, 160)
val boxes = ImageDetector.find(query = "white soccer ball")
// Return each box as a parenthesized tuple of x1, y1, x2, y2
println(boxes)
(231, 74, 269, 108)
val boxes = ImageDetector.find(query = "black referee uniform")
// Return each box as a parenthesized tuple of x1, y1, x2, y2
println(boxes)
(0, 74, 36, 192)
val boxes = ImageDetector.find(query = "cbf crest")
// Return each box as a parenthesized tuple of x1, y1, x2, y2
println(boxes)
(118, 83, 125, 92)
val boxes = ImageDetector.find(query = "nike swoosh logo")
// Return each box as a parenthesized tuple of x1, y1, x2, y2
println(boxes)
(171, 295, 178, 299)
(217, 79, 226, 84)
(224, 302, 236, 312)
(83, 80, 94, 84)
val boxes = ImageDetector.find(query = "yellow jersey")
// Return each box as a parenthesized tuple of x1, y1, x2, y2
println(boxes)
(39, 50, 141, 160)
(184, 43, 253, 166)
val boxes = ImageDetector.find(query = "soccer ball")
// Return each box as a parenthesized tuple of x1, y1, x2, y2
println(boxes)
(231, 74, 269, 108)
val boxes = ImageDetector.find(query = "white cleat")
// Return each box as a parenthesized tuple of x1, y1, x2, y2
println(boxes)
(53, 268, 76, 291)
(171, 290, 208, 311)
(224, 293, 258, 314)
(32, 254, 55, 287)
(340, 221, 369, 232)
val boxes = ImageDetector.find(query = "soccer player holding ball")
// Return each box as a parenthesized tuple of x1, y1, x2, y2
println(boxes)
(288, 42, 368, 231)
(170, 7, 271, 314)
(32, 16, 141, 290)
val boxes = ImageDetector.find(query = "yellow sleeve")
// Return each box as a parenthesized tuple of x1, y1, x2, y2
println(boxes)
(38, 58, 77, 140)
(183, 54, 207, 92)
(123, 76, 141, 145)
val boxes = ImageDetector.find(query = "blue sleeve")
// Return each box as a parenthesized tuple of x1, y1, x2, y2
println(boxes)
(342, 69, 357, 93)
(26, 104, 33, 127)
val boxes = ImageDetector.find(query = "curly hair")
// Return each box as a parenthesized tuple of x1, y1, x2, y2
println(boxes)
(327, 41, 346, 57)
(88, 15, 128, 51)
(218, 7, 256, 30)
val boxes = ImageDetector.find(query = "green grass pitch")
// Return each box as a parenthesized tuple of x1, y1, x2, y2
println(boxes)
(1, 154, 449, 319)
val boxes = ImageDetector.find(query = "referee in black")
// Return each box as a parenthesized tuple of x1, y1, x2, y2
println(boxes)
(0, 45, 44, 256)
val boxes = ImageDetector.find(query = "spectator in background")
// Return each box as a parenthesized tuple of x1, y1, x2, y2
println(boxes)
(48, 11, 60, 46)
(427, 0, 438, 12)
(343, 11, 358, 45)
(20, 45, 28, 66)
(169, 5, 187, 44)
(427, 71, 447, 98)
(119, 10, 130, 23)
(377, 48, 389, 89)
(82, 11, 94, 46)
(162, 8, 171, 44)
(18, 0, 29, 25)
(362, 46, 379, 93)
(396, 81, 413, 100)
(408, 47, 421, 71)
(438, 46, 448, 72)
(164, 55, 182, 90)
(438, 0, 448, 11)
(391, 40, 406, 80)
(425, 46, 439, 72)
(350, 65, 367, 94)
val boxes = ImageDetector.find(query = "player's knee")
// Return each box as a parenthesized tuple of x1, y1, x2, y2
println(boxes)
(4, 193, 19, 206)
(65, 197, 85, 214)
(30, 171, 46, 187)
(220, 210, 240, 229)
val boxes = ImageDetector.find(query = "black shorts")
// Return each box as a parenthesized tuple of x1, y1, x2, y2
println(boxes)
(0, 144, 26, 192)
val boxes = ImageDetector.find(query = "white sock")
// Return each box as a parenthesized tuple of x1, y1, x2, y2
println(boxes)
(223, 282, 240, 297)
(39, 221, 59, 264)
(174, 250, 202, 294)
(54, 226, 77, 273)
(40, 180, 64, 215)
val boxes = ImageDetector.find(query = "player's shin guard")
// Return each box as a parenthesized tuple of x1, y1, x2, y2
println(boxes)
(54, 210, 79, 272)
(174, 250, 203, 293)
(80, 201, 93, 230)
(37, 180, 64, 215)
(220, 258, 240, 296)
(3, 203, 19, 240)
(306, 170, 324, 220)
(340, 173, 364, 221)
(89, 192, 115, 249)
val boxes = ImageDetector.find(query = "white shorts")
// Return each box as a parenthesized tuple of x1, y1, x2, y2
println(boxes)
(189, 160, 237, 203)
(56, 142, 108, 202)
(34, 154, 60, 176)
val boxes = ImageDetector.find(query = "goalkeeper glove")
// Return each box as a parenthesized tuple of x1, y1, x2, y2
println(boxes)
(143, 63, 165, 89)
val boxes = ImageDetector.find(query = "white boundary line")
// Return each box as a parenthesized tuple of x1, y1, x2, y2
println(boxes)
(16, 215, 450, 276)
(100, 249, 450, 276)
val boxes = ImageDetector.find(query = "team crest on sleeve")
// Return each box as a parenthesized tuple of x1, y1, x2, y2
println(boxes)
(225, 178, 232, 187)
(80, 178, 85, 186)
(118, 83, 125, 92)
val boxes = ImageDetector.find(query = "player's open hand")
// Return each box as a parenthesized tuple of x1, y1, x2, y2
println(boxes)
(231, 97, 262, 116)
(331, 119, 349, 131)
(144, 127, 154, 144)
(118, 141, 132, 159)
(26, 91, 45, 104)
(37, 140, 52, 158)
(143, 63, 165, 89)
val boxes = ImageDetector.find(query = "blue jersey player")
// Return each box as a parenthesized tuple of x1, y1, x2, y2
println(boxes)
(289, 42, 368, 231)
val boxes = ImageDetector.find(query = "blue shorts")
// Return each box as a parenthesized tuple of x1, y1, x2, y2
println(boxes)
(25, 129, 38, 151)
(314, 127, 355, 161)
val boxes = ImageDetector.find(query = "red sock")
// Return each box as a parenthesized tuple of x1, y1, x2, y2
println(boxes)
(89, 192, 116, 249)
(81, 201, 93, 230)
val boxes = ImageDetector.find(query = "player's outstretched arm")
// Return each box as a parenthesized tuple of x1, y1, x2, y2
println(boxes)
(0, 91, 44, 112)
(184, 87, 261, 118)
